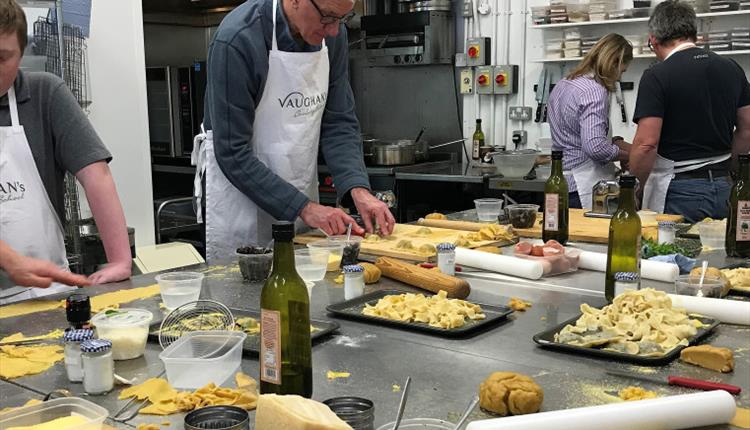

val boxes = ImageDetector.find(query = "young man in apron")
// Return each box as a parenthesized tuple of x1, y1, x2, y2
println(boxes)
(0, 0, 132, 303)
(194, 0, 394, 263)
(630, 1, 750, 223)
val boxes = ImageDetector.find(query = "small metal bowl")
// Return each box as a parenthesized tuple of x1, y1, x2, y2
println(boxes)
(184, 405, 249, 430)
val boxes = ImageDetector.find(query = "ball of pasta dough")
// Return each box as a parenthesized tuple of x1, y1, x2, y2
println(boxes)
(479, 372, 543, 417)
(360, 262, 381, 284)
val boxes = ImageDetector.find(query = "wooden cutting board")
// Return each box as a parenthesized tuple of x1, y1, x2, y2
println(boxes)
(294, 223, 516, 262)
(418, 209, 683, 244)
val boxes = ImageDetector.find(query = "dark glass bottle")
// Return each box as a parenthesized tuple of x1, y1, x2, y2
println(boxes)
(260, 222, 312, 397)
(726, 154, 750, 257)
(472, 119, 484, 161)
(543, 150, 569, 244)
(605, 175, 641, 302)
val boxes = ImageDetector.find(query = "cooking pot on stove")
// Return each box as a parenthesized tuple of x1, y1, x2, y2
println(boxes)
(363, 138, 466, 166)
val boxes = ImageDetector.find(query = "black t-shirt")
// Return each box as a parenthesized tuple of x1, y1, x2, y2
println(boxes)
(633, 47, 750, 162)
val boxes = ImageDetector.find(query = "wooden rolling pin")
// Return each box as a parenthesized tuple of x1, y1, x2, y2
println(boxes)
(375, 256, 470, 299)
(416, 218, 485, 232)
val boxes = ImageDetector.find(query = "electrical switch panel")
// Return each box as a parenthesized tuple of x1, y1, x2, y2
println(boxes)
(475, 66, 493, 95)
(492, 65, 519, 95)
(466, 38, 491, 66)
(460, 68, 474, 94)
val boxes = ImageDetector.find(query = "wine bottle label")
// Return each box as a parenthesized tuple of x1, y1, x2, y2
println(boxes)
(472, 139, 481, 158)
(737, 200, 750, 241)
(260, 309, 281, 385)
(544, 193, 559, 231)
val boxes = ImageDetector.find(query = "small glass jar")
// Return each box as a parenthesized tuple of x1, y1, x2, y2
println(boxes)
(323, 397, 375, 430)
(614, 272, 640, 297)
(343, 264, 365, 300)
(658, 221, 676, 245)
(436, 243, 456, 276)
(80, 339, 114, 395)
(63, 328, 95, 383)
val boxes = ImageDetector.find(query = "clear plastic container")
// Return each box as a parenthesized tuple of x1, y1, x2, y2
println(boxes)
(564, 39, 582, 49)
(377, 418, 454, 430)
(675, 275, 725, 298)
(474, 198, 504, 222)
(505, 204, 540, 228)
(589, 0, 617, 13)
(631, 6, 650, 17)
(328, 235, 364, 266)
(294, 248, 329, 282)
(545, 49, 564, 59)
(608, 9, 633, 19)
(698, 220, 727, 248)
(0, 397, 108, 430)
(563, 27, 582, 40)
(531, 5, 551, 24)
(307, 240, 345, 271)
(155, 271, 204, 310)
(550, 14, 569, 23)
(159, 330, 246, 389)
(567, 3, 589, 22)
(581, 36, 600, 47)
(91, 308, 153, 360)
(564, 47, 582, 58)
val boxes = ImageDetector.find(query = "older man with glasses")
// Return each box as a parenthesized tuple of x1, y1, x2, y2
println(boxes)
(195, 0, 394, 263)
(629, 0, 750, 223)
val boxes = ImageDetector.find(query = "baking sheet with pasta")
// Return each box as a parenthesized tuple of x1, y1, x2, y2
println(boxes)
(533, 315, 718, 365)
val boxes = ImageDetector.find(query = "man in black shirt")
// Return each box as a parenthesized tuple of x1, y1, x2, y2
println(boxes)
(630, 0, 750, 223)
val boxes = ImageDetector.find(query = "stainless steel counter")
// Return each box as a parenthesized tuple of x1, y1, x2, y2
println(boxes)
(1, 249, 748, 429)
(488, 176, 547, 192)
(395, 163, 500, 184)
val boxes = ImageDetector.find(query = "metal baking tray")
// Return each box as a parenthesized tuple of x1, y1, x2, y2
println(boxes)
(325, 289, 514, 338)
(722, 261, 750, 297)
(533, 314, 719, 365)
(148, 308, 339, 356)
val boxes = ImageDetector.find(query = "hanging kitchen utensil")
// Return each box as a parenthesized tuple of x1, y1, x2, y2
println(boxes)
(414, 127, 426, 144)
(534, 67, 548, 123)
(615, 81, 627, 123)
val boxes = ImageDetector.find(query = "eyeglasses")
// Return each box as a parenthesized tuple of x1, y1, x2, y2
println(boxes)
(308, 0, 356, 25)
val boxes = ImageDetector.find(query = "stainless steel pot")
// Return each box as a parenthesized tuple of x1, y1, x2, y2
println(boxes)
(367, 140, 418, 166)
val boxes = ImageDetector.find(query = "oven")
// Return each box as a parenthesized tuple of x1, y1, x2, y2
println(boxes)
(146, 62, 207, 158)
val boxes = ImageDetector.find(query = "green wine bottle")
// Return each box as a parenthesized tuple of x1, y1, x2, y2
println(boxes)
(472, 119, 484, 161)
(260, 221, 312, 397)
(726, 154, 750, 257)
(605, 175, 641, 302)
(543, 150, 569, 245)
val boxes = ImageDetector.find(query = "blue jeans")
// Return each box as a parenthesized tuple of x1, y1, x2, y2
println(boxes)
(664, 178, 731, 224)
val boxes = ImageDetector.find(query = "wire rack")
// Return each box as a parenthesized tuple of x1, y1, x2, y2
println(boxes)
(32, 14, 91, 272)
(32, 16, 90, 109)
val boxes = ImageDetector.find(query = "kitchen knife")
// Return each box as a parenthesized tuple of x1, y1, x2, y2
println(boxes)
(534, 68, 548, 123)
(606, 370, 742, 395)
(615, 81, 627, 123)
(541, 67, 558, 123)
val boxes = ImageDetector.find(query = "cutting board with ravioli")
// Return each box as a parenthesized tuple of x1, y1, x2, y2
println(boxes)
(294, 223, 517, 262)
(490, 209, 682, 244)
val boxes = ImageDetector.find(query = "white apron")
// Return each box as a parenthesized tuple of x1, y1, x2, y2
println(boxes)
(194, 0, 329, 264)
(564, 92, 617, 210)
(641, 42, 731, 213)
(0, 87, 74, 304)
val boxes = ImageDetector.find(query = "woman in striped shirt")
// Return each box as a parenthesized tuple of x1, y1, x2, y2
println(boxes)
(547, 34, 633, 209)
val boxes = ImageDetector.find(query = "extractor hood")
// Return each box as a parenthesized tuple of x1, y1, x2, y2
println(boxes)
(142, 0, 244, 14)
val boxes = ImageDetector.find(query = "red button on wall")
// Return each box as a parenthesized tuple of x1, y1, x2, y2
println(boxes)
(468, 46, 478, 58)
(477, 75, 488, 85)
(495, 74, 506, 85)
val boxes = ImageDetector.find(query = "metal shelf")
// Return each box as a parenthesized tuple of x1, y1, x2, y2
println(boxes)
(532, 49, 750, 63)
(530, 10, 750, 29)
(17, 0, 56, 7)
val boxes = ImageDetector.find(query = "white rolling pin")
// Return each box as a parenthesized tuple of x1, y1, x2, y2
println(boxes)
(578, 251, 679, 283)
(668, 294, 750, 326)
(466, 390, 736, 430)
(455, 248, 544, 280)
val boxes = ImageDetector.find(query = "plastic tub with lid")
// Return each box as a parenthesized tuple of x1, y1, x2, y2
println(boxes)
(159, 330, 246, 389)
(91, 308, 153, 360)
(0, 397, 108, 430)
